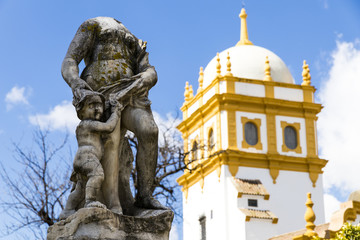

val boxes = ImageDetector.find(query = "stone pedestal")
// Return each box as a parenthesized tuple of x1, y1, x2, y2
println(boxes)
(47, 208, 174, 240)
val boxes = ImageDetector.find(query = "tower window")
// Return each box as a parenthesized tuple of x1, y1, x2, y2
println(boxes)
(199, 216, 206, 240)
(284, 126, 297, 149)
(192, 141, 198, 160)
(248, 199, 258, 207)
(208, 128, 215, 151)
(244, 122, 258, 146)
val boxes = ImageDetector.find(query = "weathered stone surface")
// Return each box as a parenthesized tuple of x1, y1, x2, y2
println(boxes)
(47, 208, 174, 240)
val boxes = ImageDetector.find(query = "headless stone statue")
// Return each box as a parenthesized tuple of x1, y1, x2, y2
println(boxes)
(49, 17, 173, 240)
(61, 17, 167, 216)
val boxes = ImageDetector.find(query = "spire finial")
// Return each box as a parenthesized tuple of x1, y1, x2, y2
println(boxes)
(216, 53, 222, 77)
(226, 52, 233, 76)
(302, 60, 312, 86)
(189, 85, 194, 98)
(236, 8, 253, 46)
(184, 81, 190, 102)
(264, 56, 272, 81)
(304, 193, 318, 237)
(198, 67, 204, 92)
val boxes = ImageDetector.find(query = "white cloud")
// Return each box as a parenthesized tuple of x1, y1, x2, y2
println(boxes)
(323, 193, 341, 222)
(317, 40, 360, 197)
(153, 111, 182, 147)
(169, 224, 179, 240)
(5, 86, 31, 110)
(29, 101, 79, 133)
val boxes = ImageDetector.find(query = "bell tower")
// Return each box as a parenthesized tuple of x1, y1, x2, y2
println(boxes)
(177, 8, 327, 240)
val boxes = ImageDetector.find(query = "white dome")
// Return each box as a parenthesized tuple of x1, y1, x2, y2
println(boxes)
(203, 45, 295, 88)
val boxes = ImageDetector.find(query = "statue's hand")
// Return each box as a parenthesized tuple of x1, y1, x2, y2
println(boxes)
(131, 71, 156, 91)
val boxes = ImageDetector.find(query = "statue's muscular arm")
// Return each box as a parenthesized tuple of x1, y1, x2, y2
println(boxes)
(81, 108, 120, 133)
(61, 20, 96, 96)
(130, 41, 158, 92)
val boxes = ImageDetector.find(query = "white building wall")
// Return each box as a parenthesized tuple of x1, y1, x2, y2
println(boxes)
(274, 87, 304, 102)
(275, 115, 307, 157)
(188, 100, 200, 116)
(233, 166, 325, 235)
(245, 219, 278, 240)
(183, 166, 232, 240)
(203, 86, 215, 104)
(236, 111, 268, 153)
(235, 82, 265, 97)
(219, 81, 227, 94)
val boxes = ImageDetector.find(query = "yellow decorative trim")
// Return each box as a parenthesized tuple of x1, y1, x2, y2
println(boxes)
(216, 111, 222, 151)
(189, 85, 194, 99)
(305, 113, 317, 158)
(301, 60, 311, 86)
(228, 165, 239, 177)
(198, 67, 204, 93)
(226, 52, 233, 76)
(281, 121, 302, 154)
(216, 164, 221, 182)
(184, 81, 190, 102)
(180, 76, 316, 121)
(182, 187, 188, 202)
(304, 193, 318, 237)
(216, 53, 221, 77)
(241, 117, 263, 150)
(177, 150, 327, 190)
(269, 161, 280, 184)
(228, 111, 237, 150)
(264, 56, 272, 81)
(236, 8, 253, 46)
(266, 109, 277, 155)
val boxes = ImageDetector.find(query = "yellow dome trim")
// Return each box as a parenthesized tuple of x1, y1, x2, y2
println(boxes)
(198, 67, 204, 93)
(236, 8, 253, 46)
(226, 52, 233, 76)
(184, 81, 190, 102)
(264, 56, 273, 81)
(216, 53, 222, 76)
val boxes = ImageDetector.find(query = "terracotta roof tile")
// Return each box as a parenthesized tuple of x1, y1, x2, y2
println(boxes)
(269, 223, 330, 239)
(233, 178, 270, 199)
(240, 209, 278, 224)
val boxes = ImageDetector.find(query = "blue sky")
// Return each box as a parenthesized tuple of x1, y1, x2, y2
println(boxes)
(1, 0, 360, 239)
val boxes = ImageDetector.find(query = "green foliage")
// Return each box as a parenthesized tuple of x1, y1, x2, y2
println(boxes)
(311, 222, 360, 240)
(334, 222, 360, 240)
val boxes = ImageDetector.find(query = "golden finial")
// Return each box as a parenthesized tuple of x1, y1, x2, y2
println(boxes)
(264, 56, 272, 81)
(302, 60, 312, 86)
(216, 53, 221, 76)
(184, 81, 190, 102)
(198, 67, 204, 93)
(226, 52, 233, 76)
(189, 85, 194, 98)
(304, 193, 318, 237)
(236, 8, 253, 46)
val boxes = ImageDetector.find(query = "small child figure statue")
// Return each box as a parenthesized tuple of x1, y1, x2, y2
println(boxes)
(60, 93, 121, 220)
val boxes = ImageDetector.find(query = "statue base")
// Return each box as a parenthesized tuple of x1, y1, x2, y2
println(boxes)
(47, 207, 174, 240)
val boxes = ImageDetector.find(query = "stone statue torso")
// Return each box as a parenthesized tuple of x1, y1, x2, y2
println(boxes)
(80, 17, 140, 92)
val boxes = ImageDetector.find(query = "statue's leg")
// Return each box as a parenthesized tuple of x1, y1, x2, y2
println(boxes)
(118, 129, 135, 215)
(101, 118, 123, 214)
(122, 106, 167, 210)
(84, 158, 105, 209)
(59, 180, 85, 220)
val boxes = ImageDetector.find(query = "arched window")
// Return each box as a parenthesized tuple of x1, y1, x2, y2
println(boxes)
(284, 126, 297, 149)
(192, 141, 198, 160)
(208, 128, 214, 151)
(244, 122, 258, 146)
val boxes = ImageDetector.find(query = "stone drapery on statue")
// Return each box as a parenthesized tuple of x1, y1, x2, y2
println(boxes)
(47, 17, 173, 240)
